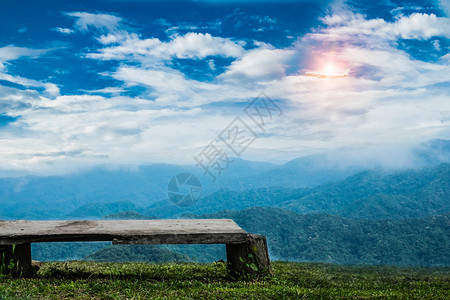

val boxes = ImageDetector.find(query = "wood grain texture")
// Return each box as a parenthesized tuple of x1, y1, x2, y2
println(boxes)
(0, 219, 248, 245)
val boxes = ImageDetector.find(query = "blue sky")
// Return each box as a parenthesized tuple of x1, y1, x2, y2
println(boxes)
(0, 0, 449, 175)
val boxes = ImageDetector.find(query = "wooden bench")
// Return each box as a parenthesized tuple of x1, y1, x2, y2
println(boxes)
(0, 219, 271, 277)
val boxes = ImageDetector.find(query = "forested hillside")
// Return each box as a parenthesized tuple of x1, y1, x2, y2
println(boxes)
(33, 207, 450, 266)
(143, 163, 450, 219)
(279, 163, 450, 219)
(198, 207, 450, 266)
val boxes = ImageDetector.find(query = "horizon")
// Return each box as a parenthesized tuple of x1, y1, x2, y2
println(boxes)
(0, 137, 448, 178)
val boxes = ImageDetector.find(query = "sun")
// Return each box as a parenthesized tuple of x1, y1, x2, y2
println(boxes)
(304, 61, 349, 78)
(323, 64, 336, 75)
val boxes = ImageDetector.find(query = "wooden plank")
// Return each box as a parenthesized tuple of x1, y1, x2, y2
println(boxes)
(0, 219, 248, 245)
(113, 233, 248, 245)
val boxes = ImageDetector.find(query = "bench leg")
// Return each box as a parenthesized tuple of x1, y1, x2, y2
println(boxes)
(0, 244, 34, 277)
(226, 234, 272, 278)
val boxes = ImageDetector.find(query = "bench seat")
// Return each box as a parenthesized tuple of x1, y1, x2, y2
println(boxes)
(0, 219, 248, 245)
(0, 219, 271, 278)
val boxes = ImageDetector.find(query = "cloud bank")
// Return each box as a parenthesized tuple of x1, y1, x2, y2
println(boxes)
(0, 4, 449, 175)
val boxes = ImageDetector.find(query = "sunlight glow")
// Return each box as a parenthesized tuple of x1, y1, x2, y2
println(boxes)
(324, 64, 336, 75)
(304, 62, 349, 79)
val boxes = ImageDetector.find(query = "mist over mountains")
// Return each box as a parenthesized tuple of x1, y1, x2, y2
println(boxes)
(1, 139, 448, 220)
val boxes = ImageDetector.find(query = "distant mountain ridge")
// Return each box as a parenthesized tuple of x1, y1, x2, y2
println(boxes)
(0, 159, 276, 220)
(102, 211, 157, 220)
(278, 163, 450, 219)
(1, 139, 449, 220)
(413, 139, 450, 166)
(66, 202, 142, 219)
(142, 163, 450, 220)
(41, 162, 450, 221)
(222, 139, 450, 190)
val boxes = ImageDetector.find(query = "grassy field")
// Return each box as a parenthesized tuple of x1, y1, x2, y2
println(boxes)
(0, 261, 449, 299)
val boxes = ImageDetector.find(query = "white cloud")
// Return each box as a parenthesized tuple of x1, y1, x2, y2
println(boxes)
(96, 31, 138, 44)
(0, 72, 60, 99)
(44, 83, 60, 98)
(167, 33, 245, 59)
(239, 9, 450, 161)
(0, 72, 42, 87)
(55, 27, 75, 35)
(0, 45, 48, 69)
(338, 47, 450, 88)
(443, 53, 450, 62)
(0, 88, 239, 174)
(66, 12, 123, 32)
(432, 39, 441, 51)
(393, 13, 450, 39)
(316, 12, 450, 41)
(88, 32, 245, 62)
(219, 47, 295, 82)
(0, 45, 60, 101)
(304, 10, 450, 89)
(111, 66, 255, 107)
(208, 59, 216, 70)
(81, 87, 126, 95)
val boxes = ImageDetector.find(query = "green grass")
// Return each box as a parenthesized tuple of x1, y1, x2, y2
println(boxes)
(0, 261, 449, 299)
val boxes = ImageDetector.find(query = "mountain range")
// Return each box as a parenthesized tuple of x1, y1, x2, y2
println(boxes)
(1, 139, 449, 220)
(140, 163, 450, 220)
(2, 139, 450, 266)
